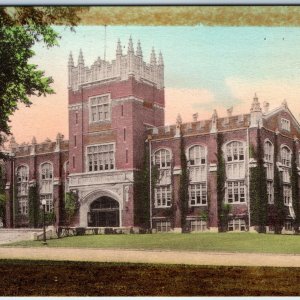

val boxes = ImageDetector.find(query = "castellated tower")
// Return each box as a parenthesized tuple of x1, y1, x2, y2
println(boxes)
(67, 37, 165, 228)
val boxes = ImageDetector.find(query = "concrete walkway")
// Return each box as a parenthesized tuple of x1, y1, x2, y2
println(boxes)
(0, 247, 300, 267)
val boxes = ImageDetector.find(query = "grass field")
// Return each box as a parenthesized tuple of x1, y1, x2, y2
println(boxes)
(0, 259, 299, 296)
(4, 232, 300, 254)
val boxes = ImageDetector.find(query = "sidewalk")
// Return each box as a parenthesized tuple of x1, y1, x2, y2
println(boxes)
(0, 247, 300, 267)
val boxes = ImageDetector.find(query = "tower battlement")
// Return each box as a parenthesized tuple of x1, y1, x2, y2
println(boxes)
(68, 37, 164, 91)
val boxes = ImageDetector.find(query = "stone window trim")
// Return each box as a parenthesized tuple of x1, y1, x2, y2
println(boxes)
(39, 162, 54, 213)
(16, 165, 29, 216)
(154, 185, 172, 208)
(153, 148, 172, 209)
(88, 93, 111, 124)
(280, 145, 292, 184)
(190, 219, 208, 232)
(86, 142, 116, 173)
(281, 118, 291, 132)
(39, 161, 54, 180)
(225, 180, 246, 204)
(223, 140, 246, 163)
(264, 141, 274, 181)
(228, 218, 247, 231)
(155, 220, 171, 232)
(189, 183, 207, 206)
(280, 144, 292, 167)
(185, 144, 207, 167)
(187, 145, 208, 206)
(283, 185, 292, 206)
(152, 147, 173, 169)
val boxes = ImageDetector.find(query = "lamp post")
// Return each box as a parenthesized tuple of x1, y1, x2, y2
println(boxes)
(41, 199, 47, 245)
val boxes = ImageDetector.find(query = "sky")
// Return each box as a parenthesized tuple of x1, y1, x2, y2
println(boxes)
(9, 25, 300, 144)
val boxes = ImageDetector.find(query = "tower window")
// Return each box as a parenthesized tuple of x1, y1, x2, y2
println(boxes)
(124, 128, 126, 141)
(89, 94, 111, 123)
(126, 149, 128, 163)
(74, 135, 77, 147)
(121, 105, 124, 116)
(87, 144, 115, 172)
(73, 156, 75, 169)
(75, 112, 78, 124)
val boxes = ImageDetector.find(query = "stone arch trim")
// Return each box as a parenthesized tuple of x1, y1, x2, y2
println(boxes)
(81, 189, 123, 209)
(79, 188, 123, 227)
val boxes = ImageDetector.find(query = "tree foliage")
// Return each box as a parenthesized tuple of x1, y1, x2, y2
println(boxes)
(273, 133, 285, 234)
(28, 183, 39, 228)
(249, 128, 268, 233)
(0, 7, 85, 156)
(64, 191, 79, 226)
(291, 140, 300, 233)
(0, 164, 6, 226)
(216, 133, 227, 232)
(179, 129, 189, 231)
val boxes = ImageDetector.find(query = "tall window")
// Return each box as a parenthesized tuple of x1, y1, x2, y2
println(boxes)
(281, 145, 292, 205)
(87, 144, 115, 172)
(264, 140, 274, 204)
(154, 149, 172, 208)
(281, 118, 290, 132)
(40, 163, 53, 213)
(16, 165, 29, 215)
(188, 145, 207, 206)
(90, 94, 111, 122)
(281, 146, 291, 183)
(225, 141, 246, 203)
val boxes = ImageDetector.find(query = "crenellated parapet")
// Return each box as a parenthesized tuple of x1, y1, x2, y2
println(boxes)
(68, 37, 164, 91)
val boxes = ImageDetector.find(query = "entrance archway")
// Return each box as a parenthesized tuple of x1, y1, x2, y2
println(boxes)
(88, 196, 120, 227)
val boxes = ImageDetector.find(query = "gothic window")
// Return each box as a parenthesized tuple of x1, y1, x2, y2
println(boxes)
(16, 165, 29, 215)
(281, 118, 290, 132)
(281, 145, 292, 206)
(283, 185, 292, 206)
(264, 140, 274, 180)
(188, 145, 207, 206)
(225, 141, 246, 204)
(153, 149, 172, 208)
(281, 146, 291, 183)
(89, 94, 111, 123)
(87, 144, 115, 172)
(264, 140, 274, 204)
(40, 162, 53, 213)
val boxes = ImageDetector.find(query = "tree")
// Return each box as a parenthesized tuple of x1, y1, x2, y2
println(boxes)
(273, 133, 285, 234)
(64, 192, 78, 226)
(216, 132, 227, 232)
(0, 164, 5, 226)
(249, 128, 268, 233)
(291, 140, 300, 233)
(0, 7, 85, 157)
(179, 129, 189, 232)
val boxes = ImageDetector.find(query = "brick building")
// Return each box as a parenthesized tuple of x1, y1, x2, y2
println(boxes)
(2, 38, 300, 233)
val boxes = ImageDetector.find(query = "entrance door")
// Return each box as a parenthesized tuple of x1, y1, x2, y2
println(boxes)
(89, 196, 120, 227)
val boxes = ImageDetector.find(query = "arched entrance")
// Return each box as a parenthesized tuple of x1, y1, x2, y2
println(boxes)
(88, 196, 120, 227)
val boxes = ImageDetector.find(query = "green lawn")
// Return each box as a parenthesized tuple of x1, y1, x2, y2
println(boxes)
(4, 232, 300, 254)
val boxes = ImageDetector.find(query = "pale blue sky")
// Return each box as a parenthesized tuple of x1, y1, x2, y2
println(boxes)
(11, 25, 300, 142)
